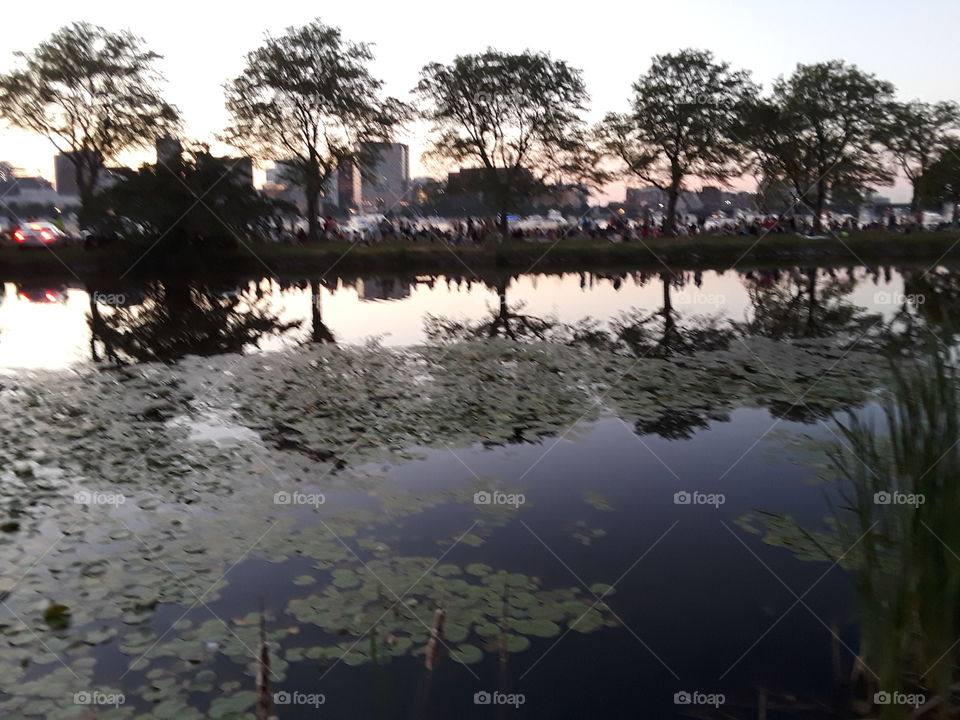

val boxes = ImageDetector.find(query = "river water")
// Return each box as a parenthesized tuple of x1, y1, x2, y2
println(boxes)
(0, 262, 953, 719)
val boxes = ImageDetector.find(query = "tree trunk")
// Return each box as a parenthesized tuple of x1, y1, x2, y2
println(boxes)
(305, 183, 320, 242)
(813, 180, 827, 233)
(76, 163, 99, 231)
(664, 186, 680, 236)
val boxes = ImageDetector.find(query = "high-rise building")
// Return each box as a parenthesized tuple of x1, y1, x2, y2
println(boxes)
(359, 142, 409, 211)
(195, 153, 254, 187)
(54, 150, 104, 197)
(337, 161, 361, 210)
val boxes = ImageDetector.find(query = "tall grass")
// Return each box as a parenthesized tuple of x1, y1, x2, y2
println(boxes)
(831, 349, 960, 718)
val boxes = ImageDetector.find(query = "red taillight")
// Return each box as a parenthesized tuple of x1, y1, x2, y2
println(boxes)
(44, 292, 57, 302)
(14, 231, 25, 242)
(40, 230, 53, 242)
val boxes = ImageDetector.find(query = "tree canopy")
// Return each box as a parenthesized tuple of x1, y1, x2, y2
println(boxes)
(222, 19, 407, 240)
(916, 143, 960, 220)
(416, 49, 599, 231)
(597, 49, 758, 235)
(881, 100, 960, 208)
(743, 60, 894, 230)
(0, 22, 180, 223)
(96, 147, 288, 256)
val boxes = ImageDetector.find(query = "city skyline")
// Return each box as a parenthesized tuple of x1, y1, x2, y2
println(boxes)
(3, 0, 958, 202)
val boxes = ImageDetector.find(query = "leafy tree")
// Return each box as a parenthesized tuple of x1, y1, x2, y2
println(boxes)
(96, 146, 289, 253)
(0, 22, 180, 225)
(881, 101, 959, 209)
(415, 49, 599, 233)
(597, 49, 757, 236)
(743, 61, 894, 231)
(915, 143, 960, 222)
(223, 20, 407, 241)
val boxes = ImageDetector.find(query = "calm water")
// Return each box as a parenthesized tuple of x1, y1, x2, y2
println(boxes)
(0, 266, 909, 368)
(0, 263, 954, 719)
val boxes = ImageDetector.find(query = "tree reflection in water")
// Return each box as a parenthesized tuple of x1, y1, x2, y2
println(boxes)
(88, 279, 300, 364)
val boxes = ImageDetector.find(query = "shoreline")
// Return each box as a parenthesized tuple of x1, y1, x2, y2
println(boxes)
(1, 230, 958, 283)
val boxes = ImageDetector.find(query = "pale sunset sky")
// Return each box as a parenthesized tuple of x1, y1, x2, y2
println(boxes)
(1, 0, 958, 201)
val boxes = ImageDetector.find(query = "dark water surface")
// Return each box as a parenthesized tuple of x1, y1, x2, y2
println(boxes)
(0, 263, 954, 719)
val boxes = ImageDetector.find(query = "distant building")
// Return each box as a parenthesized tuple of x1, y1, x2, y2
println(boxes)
(155, 137, 183, 165)
(196, 153, 254, 187)
(698, 186, 722, 213)
(532, 183, 589, 210)
(0, 174, 76, 209)
(265, 162, 295, 186)
(337, 161, 361, 210)
(264, 160, 343, 216)
(54, 151, 105, 196)
(625, 186, 666, 211)
(445, 166, 535, 212)
(359, 142, 409, 211)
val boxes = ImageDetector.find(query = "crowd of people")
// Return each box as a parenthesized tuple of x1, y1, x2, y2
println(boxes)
(260, 208, 956, 247)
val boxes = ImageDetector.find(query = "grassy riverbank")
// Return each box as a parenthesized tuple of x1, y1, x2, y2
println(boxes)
(2, 230, 959, 281)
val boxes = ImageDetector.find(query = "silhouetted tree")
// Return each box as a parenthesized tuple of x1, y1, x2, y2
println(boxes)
(598, 49, 757, 236)
(881, 101, 960, 209)
(742, 61, 893, 231)
(915, 143, 960, 222)
(611, 273, 734, 357)
(424, 280, 559, 342)
(96, 147, 288, 255)
(416, 49, 600, 233)
(0, 22, 179, 226)
(223, 20, 407, 240)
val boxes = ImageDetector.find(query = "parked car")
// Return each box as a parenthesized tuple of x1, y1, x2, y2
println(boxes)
(12, 222, 68, 247)
(15, 285, 68, 304)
